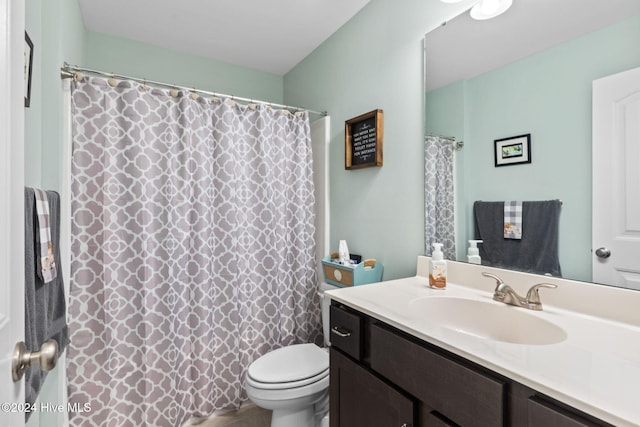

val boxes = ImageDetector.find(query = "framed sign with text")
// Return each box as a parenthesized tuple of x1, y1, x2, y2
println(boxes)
(345, 109, 383, 169)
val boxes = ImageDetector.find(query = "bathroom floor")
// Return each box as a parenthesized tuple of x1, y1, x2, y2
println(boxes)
(197, 404, 271, 427)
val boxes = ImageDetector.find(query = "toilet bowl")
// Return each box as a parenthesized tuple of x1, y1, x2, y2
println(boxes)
(244, 282, 337, 427)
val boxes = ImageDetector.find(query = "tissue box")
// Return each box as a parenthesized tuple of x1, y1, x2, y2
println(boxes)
(321, 255, 383, 288)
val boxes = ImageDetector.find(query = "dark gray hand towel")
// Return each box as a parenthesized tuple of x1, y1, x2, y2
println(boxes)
(24, 188, 69, 419)
(473, 200, 562, 276)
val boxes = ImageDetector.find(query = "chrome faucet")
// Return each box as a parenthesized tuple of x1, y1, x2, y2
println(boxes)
(482, 272, 557, 311)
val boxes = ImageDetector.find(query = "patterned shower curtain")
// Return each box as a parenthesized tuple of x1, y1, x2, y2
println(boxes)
(424, 135, 456, 259)
(67, 76, 321, 426)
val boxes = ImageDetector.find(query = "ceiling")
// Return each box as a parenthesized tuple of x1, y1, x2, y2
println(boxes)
(425, 0, 640, 91)
(77, 0, 371, 76)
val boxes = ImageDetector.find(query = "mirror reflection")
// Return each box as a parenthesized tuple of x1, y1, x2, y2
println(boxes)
(424, 0, 640, 288)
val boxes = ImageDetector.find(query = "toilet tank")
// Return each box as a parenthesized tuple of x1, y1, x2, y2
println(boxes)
(319, 282, 340, 347)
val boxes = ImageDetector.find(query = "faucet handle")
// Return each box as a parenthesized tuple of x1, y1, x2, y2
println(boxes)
(526, 283, 557, 306)
(482, 272, 505, 291)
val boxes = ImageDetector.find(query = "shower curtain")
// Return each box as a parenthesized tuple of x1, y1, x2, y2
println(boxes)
(424, 135, 456, 259)
(66, 76, 321, 426)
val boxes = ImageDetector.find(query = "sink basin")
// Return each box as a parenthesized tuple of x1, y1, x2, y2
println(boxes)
(408, 296, 567, 345)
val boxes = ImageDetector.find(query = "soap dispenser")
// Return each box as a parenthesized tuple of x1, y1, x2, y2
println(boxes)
(467, 240, 483, 265)
(429, 243, 447, 289)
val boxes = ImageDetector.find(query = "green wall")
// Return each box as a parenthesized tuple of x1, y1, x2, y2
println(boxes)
(284, 0, 477, 280)
(85, 31, 284, 105)
(41, 0, 87, 192)
(26, 0, 87, 191)
(25, 0, 43, 188)
(425, 14, 640, 281)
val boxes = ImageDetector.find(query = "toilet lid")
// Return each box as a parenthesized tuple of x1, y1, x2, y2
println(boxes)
(247, 343, 329, 384)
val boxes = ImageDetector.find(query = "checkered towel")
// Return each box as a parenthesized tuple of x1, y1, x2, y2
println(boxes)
(34, 188, 57, 283)
(504, 201, 522, 240)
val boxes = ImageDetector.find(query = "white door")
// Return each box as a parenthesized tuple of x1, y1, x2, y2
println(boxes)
(0, 0, 26, 425)
(592, 66, 640, 289)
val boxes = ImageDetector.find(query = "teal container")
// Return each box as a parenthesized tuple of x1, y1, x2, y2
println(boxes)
(321, 255, 383, 288)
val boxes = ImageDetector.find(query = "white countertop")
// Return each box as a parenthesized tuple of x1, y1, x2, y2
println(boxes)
(326, 258, 640, 426)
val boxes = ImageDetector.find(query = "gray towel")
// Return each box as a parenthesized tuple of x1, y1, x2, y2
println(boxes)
(24, 188, 69, 419)
(473, 200, 562, 276)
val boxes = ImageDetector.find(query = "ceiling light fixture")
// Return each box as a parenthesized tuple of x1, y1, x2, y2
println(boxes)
(470, 0, 513, 20)
(440, 0, 513, 20)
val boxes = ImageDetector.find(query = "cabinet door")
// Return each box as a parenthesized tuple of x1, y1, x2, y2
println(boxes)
(426, 411, 459, 427)
(370, 323, 505, 427)
(330, 348, 415, 427)
(528, 397, 606, 427)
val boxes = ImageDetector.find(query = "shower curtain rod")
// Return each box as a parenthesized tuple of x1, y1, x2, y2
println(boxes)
(60, 63, 327, 117)
(425, 133, 464, 150)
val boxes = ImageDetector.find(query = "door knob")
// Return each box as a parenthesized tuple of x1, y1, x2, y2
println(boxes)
(12, 339, 58, 382)
(595, 247, 611, 259)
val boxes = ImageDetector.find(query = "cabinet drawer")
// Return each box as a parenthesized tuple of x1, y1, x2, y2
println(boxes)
(329, 305, 362, 360)
(370, 323, 505, 427)
(528, 397, 606, 427)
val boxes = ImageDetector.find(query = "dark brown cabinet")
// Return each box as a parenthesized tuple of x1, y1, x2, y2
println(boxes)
(329, 302, 612, 427)
(330, 348, 415, 427)
(426, 411, 459, 427)
(370, 323, 505, 427)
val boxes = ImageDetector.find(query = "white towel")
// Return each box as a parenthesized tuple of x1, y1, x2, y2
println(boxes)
(34, 188, 57, 283)
(504, 201, 522, 239)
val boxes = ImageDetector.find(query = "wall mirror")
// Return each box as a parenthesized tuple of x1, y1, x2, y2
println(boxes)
(424, 0, 640, 288)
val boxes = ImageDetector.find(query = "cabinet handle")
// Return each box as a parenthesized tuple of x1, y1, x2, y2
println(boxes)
(331, 326, 351, 338)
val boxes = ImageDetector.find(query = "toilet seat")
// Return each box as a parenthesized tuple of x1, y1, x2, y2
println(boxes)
(246, 367, 329, 390)
(246, 343, 329, 390)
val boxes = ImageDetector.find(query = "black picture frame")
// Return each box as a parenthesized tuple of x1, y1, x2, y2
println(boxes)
(25, 32, 33, 108)
(494, 134, 531, 167)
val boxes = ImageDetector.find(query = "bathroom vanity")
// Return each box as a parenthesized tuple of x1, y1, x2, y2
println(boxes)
(326, 257, 640, 427)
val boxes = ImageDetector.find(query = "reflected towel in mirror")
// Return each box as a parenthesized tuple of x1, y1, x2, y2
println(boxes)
(474, 200, 562, 276)
(503, 201, 522, 239)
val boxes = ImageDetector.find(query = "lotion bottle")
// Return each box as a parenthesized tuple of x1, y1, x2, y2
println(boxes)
(429, 243, 447, 289)
(467, 240, 483, 265)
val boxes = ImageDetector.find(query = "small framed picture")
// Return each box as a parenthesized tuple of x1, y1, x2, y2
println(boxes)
(345, 109, 384, 170)
(494, 134, 531, 167)
(24, 32, 33, 108)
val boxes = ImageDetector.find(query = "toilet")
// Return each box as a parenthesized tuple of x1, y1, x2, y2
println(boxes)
(244, 282, 338, 427)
